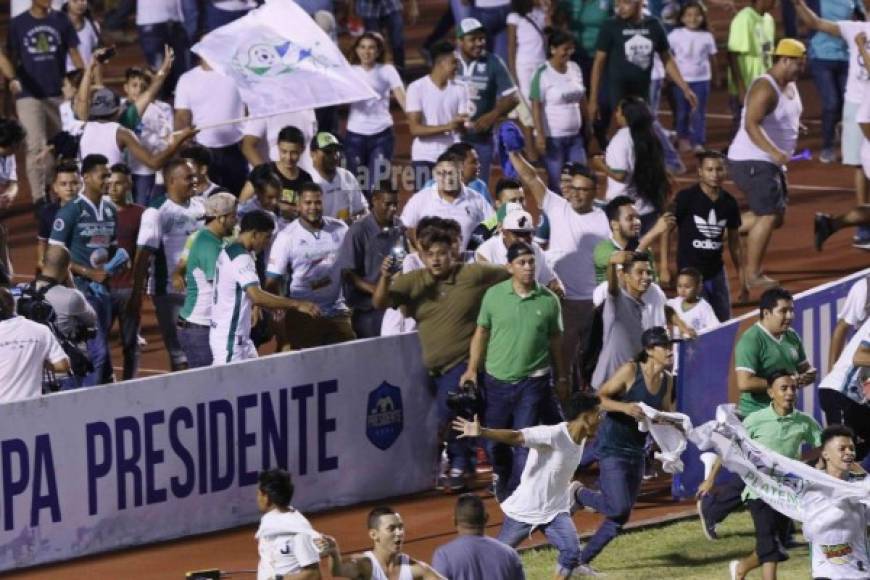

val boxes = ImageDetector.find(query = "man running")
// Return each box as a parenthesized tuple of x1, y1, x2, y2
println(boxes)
(323, 506, 445, 579)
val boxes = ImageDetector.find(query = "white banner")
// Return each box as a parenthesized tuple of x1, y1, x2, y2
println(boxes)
(191, 0, 377, 116)
(0, 334, 437, 572)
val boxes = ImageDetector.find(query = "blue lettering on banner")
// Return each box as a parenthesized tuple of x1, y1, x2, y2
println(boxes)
(1, 435, 60, 531)
(80, 382, 341, 516)
(365, 381, 404, 451)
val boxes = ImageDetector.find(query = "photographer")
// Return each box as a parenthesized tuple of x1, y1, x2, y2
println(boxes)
(29, 245, 97, 389)
(461, 241, 566, 502)
(0, 288, 69, 404)
(372, 220, 509, 492)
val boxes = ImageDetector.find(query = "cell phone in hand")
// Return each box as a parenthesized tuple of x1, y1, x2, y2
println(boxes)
(97, 46, 117, 64)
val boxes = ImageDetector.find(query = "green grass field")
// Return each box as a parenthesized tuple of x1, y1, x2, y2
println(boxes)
(520, 512, 810, 579)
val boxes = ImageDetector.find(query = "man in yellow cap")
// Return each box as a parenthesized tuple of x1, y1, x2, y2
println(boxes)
(727, 38, 805, 296)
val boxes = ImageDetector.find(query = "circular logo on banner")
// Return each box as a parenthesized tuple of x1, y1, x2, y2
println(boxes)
(52, 218, 65, 232)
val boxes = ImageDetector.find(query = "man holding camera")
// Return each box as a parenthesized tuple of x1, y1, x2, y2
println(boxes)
(372, 220, 509, 492)
(461, 241, 566, 501)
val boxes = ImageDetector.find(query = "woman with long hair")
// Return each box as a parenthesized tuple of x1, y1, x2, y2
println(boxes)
(62, 0, 101, 72)
(345, 32, 406, 195)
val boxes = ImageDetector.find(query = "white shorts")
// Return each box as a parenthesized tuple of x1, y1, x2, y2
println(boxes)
(209, 335, 258, 365)
(842, 101, 863, 166)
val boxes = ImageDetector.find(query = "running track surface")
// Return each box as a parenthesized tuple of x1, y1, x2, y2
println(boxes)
(2, 0, 868, 576)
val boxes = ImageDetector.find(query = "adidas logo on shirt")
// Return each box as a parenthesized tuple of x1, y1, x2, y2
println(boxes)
(692, 209, 726, 250)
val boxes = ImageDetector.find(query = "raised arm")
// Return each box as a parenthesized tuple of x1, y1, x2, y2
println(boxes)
(132, 45, 174, 117)
(507, 150, 547, 206)
(452, 414, 526, 446)
(794, 0, 841, 36)
(118, 126, 198, 171)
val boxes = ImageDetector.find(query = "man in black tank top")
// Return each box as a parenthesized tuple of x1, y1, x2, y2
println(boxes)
(571, 326, 677, 575)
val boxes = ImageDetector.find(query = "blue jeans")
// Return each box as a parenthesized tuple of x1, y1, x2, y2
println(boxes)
(431, 361, 477, 473)
(177, 322, 213, 368)
(673, 80, 710, 147)
(138, 21, 192, 98)
(578, 455, 644, 564)
(470, 4, 511, 62)
(701, 267, 731, 322)
(464, 137, 494, 190)
(650, 80, 681, 171)
(499, 512, 580, 574)
(110, 288, 140, 380)
(132, 174, 155, 206)
(363, 10, 405, 71)
(344, 127, 395, 195)
(483, 373, 551, 500)
(207, 142, 248, 197)
(82, 288, 113, 387)
(809, 58, 848, 150)
(544, 135, 586, 193)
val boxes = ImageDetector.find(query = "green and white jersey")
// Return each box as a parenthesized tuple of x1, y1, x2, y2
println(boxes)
(210, 242, 260, 359)
(179, 228, 224, 325)
(136, 194, 205, 296)
(48, 194, 117, 270)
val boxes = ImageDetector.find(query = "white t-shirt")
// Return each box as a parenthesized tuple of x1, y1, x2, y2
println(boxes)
(476, 234, 557, 285)
(310, 167, 369, 220)
(11, 0, 63, 17)
(59, 100, 85, 137)
(256, 509, 321, 580)
(242, 109, 317, 171)
(541, 190, 610, 300)
(137, 196, 206, 295)
(210, 242, 260, 358)
(129, 100, 174, 176)
(838, 21, 870, 104)
(175, 66, 245, 148)
(507, 9, 547, 66)
(819, 317, 870, 397)
(0, 316, 67, 404)
(136, 0, 182, 25)
(838, 276, 869, 327)
(405, 76, 466, 163)
(266, 217, 349, 315)
(347, 64, 403, 136)
(66, 17, 99, 72)
(667, 28, 717, 83)
(804, 494, 870, 580)
(530, 61, 585, 137)
(593, 280, 667, 329)
(605, 127, 656, 216)
(0, 155, 17, 185)
(666, 296, 719, 337)
(500, 423, 585, 525)
(400, 184, 495, 250)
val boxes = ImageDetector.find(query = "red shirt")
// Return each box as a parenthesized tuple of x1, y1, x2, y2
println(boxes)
(112, 203, 145, 289)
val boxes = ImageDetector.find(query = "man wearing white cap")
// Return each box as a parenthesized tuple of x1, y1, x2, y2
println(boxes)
(727, 38, 806, 291)
(475, 208, 560, 289)
(461, 240, 566, 501)
(177, 191, 237, 368)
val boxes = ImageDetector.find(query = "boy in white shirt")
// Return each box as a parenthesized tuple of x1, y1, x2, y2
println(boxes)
(666, 267, 719, 371)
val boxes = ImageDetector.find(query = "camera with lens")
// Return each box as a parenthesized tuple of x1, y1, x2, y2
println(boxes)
(446, 381, 484, 419)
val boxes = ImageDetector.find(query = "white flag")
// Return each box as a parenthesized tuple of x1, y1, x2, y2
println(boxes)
(191, 0, 377, 116)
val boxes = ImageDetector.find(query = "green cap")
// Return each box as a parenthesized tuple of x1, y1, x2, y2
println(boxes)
(314, 132, 341, 150)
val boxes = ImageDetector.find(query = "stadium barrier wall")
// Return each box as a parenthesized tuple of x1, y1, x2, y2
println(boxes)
(0, 333, 437, 572)
(673, 267, 870, 498)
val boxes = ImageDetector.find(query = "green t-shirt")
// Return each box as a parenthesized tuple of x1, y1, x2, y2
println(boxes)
(726, 7, 775, 95)
(596, 15, 669, 107)
(734, 323, 808, 416)
(456, 52, 516, 142)
(741, 404, 822, 501)
(180, 228, 224, 325)
(559, 0, 614, 56)
(592, 237, 658, 283)
(477, 280, 563, 382)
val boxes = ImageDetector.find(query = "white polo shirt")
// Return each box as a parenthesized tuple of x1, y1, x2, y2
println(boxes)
(310, 167, 369, 221)
(0, 316, 67, 403)
(400, 184, 495, 250)
(266, 217, 349, 315)
(541, 189, 610, 300)
(475, 234, 557, 285)
(137, 195, 206, 296)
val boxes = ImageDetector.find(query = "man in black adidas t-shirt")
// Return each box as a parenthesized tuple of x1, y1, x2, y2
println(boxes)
(673, 150, 745, 322)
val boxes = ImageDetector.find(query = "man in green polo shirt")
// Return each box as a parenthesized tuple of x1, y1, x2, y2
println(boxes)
(373, 218, 510, 492)
(729, 371, 822, 580)
(593, 195, 671, 283)
(176, 192, 237, 369)
(460, 241, 565, 501)
(734, 287, 817, 417)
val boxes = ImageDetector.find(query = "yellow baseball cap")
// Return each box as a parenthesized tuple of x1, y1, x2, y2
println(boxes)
(773, 38, 807, 58)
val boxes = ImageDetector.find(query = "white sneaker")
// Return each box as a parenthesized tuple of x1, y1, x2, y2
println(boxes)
(729, 559, 740, 580)
(573, 563, 606, 577)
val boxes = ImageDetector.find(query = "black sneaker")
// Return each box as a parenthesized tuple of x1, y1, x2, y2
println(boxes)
(814, 212, 834, 252)
(697, 497, 718, 540)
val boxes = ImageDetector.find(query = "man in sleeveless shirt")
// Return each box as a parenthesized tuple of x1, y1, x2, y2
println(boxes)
(324, 506, 445, 580)
(727, 39, 806, 292)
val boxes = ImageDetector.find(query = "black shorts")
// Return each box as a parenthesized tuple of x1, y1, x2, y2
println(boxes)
(727, 159, 788, 216)
(747, 499, 791, 563)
